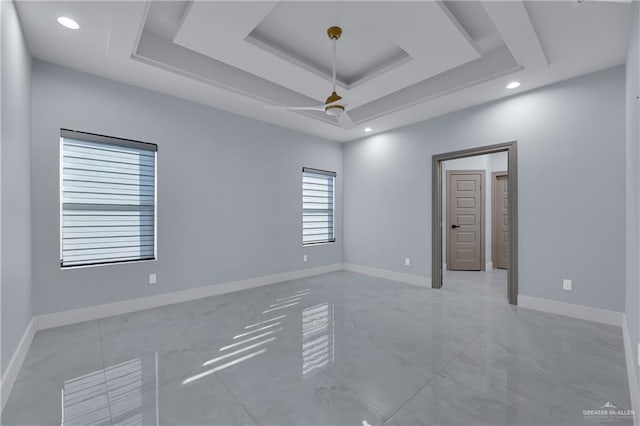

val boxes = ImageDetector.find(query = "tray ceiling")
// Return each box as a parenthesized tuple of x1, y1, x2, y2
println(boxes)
(16, 1, 631, 142)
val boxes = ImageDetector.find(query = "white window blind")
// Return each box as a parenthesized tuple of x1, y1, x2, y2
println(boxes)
(60, 129, 157, 267)
(302, 167, 336, 245)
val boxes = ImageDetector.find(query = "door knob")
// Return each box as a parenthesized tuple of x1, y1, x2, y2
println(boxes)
(451, 224, 461, 229)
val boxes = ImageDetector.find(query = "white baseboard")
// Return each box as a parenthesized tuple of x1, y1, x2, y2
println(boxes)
(623, 315, 639, 426)
(343, 263, 431, 288)
(518, 295, 623, 326)
(1, 318, 36, 411)
(518, 296, 635, 422)
(35, 263, 344, 330)
(0, 263, 343, 413)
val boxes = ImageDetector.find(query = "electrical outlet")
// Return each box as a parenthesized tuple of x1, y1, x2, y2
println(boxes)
(303, 254, 308, 262)
(405, 258, 410, 266)
(562, 279, 572, 291)
(149, 273, 157, 285)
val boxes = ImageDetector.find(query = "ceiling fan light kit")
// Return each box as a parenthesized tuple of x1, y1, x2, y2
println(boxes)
(325, 104, 345, 117)
(325, 90, 344, 116)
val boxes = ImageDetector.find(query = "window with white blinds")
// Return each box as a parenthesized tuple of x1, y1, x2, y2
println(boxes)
(60, 129, 157, 267)
(302, 167, 336, 245)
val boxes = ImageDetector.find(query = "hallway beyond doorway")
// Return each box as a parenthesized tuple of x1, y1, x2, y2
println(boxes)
(444, 269, 508, 303)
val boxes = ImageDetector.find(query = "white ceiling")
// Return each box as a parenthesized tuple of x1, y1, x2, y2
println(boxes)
(16, 0, 631, 142)
(247, 2, 410, 86)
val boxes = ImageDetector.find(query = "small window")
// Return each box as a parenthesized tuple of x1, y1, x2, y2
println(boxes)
(60, 129, 157, 267)
(302, 167, 336, 245)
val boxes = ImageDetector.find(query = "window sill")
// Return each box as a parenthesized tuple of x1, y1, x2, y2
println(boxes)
(302, 241, 336, 247)
(61, 258, 157, 270)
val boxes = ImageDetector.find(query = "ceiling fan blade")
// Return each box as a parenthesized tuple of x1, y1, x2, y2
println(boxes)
(264, 105, 326, 111)
(337, 111, 355, 129)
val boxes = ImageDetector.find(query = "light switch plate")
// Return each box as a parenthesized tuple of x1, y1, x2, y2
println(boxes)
(303, 255, 308, 262)
(562, 279, 572, 291)
(405, 258, 410, 266)
(149, 273, 157, 285)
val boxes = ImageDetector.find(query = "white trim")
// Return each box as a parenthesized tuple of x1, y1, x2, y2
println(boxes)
(343, 263, 431, 288)
(518, 295, 623, 326)
(1, 318, 37, 411)
(35, 263, 343, 330)
(623, 314, 639, 426)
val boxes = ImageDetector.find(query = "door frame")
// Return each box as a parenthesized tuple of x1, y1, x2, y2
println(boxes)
(445, 170, 486, 272)
(492, 171, 508, 268)
(432, 141, 518, 305)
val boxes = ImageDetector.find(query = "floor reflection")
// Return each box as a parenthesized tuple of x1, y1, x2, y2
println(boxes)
(302, 302, 335, 376)
(62, 353, 158, 426)
(184, 290, 311, 385)
(183, 288, 337, 386)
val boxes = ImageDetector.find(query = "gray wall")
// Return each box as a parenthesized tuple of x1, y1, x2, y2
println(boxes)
(31, 61, 343, 316)
(625, 1, 640, 387)
(344, 66, 626, 312)
(1, 0, 32, 374)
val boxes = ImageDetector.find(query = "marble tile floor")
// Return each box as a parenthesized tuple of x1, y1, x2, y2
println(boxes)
(1, 269, 633, 425)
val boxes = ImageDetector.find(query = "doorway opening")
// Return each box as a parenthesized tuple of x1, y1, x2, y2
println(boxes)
(432, 142, 518, 305)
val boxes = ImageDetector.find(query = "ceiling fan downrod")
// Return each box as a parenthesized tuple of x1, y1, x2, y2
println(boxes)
(325, 26, 344, 116)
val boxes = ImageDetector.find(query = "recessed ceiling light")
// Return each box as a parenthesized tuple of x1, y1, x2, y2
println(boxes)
(506, 81, 521, 90)
(57, 16, 80, 30)
(364, 127, 372, 133)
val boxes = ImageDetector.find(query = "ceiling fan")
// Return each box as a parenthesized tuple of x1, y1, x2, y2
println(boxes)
(264, 26, 355, 130)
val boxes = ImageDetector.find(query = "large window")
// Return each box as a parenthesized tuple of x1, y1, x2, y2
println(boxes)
(60, 129, 157, 267)
(302, 167, 336, 245)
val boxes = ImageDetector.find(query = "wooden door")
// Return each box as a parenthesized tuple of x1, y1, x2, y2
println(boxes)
(493, 173, 508, 269)
(447, 171, 484, 271)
